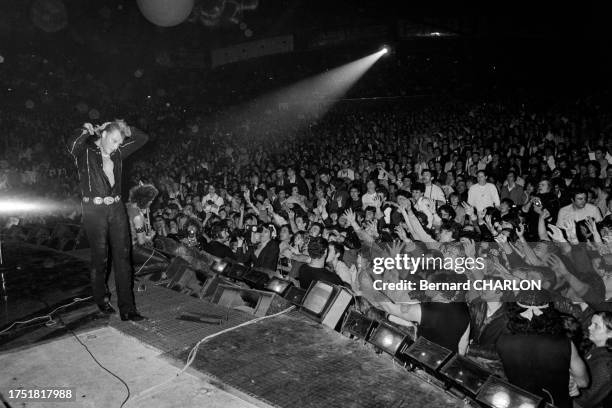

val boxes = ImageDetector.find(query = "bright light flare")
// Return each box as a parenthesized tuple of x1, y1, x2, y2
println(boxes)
(0, 200, 60, 214)
(381, 47, 389, 54)
(490, 391, 511, 408)
(381, 334, 395, 347)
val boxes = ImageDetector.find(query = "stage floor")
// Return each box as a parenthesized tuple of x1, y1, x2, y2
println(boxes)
(0, 242, 462, 407)
(0, 326, 261, 408)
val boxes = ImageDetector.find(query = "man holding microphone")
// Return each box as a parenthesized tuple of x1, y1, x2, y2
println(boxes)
(67, 120, 148, 321)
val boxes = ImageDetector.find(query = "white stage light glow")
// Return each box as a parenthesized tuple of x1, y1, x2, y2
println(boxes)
(0, 200, 60, 214)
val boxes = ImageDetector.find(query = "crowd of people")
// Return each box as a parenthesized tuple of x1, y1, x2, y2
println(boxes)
(117, 97, 612, 408)
(2, 61, 612, 406)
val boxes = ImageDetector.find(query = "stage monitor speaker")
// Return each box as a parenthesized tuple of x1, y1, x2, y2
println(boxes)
(211, 284, 292, 317)
(342, 309, 375, 339)
(283, 286, 306, 305)
(403, 336, 453, 372)
(225, 262, 250, 281)
(475, 376, 543, 408)
(368, 321, 409, 356)
(242, 269, 270, 290)
(165, 257, 219, 298)
(301, 281, 353, 329)
(210, 258, 230, 274)
(165, 257, 190, 281)
(439, 354, 491, 396)
(266, 278, 293, 296)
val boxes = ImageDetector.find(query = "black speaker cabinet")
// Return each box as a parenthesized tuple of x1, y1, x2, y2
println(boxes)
(211, 284, 293, 317)
(165, 257, 219, 298)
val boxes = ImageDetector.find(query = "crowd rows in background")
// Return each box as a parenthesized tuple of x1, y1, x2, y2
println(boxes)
(2, 96, 612, 406)
(128, 98, 612, 408)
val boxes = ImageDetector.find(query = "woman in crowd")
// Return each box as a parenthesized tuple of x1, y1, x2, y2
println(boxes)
(496, 290, 589, 408)
(574, 311, 612, 408)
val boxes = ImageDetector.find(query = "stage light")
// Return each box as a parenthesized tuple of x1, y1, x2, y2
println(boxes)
(242, 268, 270, 289)
(377, 45, 391, 56)
(404, 336, 453, 371)
(0, 199, 58, 214)
(225, 262, 249, 280)
(342, 310, 375, 339)
(368, 322, 408, 356)
(0, 201, 40, 213)
(476, 377, 542, 408)
(265, 278, 293, 296)
(211, 259, 229, 274)
(284, 286, 306, 305)
(439, 355, 492, 396)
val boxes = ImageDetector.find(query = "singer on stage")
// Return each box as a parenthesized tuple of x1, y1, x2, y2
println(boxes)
(67, 120, 148, 321)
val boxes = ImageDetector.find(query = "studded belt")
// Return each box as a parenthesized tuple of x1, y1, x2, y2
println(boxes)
(83, 196, 121, 205)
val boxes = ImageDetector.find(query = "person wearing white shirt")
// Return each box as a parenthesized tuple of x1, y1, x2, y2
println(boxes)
(326, 242, 357, 290)
(466, 152, 487, 172)
(361, 180, 379, 209)
(202, 185, 224, 215)
(421, 169, 446, 207)
(467, 170, 500, 214)
(556, 189, 602, 227)
(410, 182, 438, 228)
(337, 159, 355, 181)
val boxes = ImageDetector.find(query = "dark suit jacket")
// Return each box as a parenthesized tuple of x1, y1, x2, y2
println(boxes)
(243, 240, 280, 271)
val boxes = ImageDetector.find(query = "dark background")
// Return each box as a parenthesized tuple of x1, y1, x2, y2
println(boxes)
(1, 0, 611, 109)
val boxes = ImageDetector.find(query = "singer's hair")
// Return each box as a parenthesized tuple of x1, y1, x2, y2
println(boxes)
(96, 119, 131, 138)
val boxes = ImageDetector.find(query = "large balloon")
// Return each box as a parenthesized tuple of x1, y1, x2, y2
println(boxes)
(30, 0, 68, 33)
(136, 0, 194, 27)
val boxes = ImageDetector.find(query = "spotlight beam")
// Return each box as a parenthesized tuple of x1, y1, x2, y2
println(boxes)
(276, 48, 387, 106)
(229, 49, 387, 138)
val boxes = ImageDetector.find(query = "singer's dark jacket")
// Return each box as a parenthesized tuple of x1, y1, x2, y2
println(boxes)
(66, 127, 148, 197)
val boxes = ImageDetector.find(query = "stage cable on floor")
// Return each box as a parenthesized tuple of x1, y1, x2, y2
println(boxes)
(0, 296, 93, 335)
(134, 248, 156, 276)
(123, 305, 296, 406)
(0, 391, 14, 408)
(56, 314, 132, 408)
